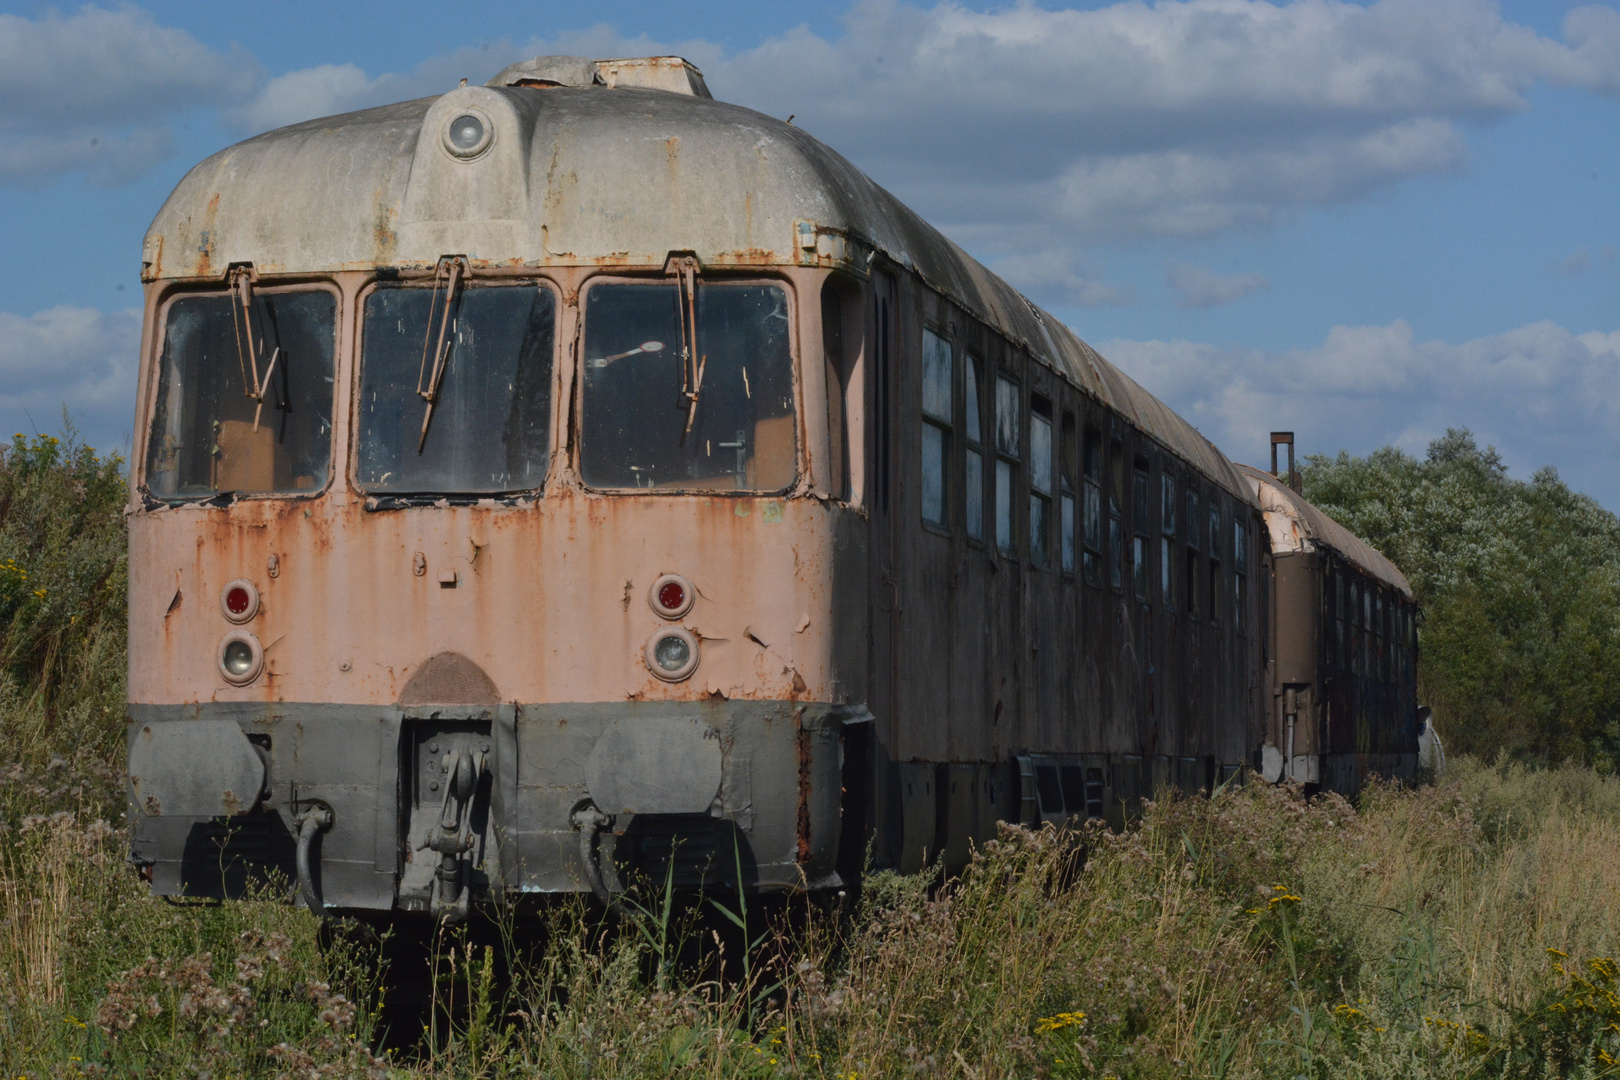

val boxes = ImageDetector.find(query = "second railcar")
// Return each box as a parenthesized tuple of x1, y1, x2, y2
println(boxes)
(1240, 460, 1419, 792)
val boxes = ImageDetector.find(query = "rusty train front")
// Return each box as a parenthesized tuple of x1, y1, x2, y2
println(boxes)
(124, 54, 1418, 918)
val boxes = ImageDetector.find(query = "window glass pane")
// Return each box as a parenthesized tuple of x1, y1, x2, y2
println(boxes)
(1109, 516, 1123, 590)
(921, 422, 946, 526)
(1133, 470, 1148, 534)
(1233, 570, 1244, 629)
(1186, 548, 1198, 613)
(1029, 414, 1053, 495)
(1208, 506, 1221, 560)
(966, 448, 984, 542)
(922, 329, 952, 422)
(357, 285, 554, 494)
(1161, 537, 1172, 605)
(146, 291, 336, 498)
(1210, 559, 1221, 622)
(1161, 474, 1176, 537)
(995, 376, 1020, 457)
(1030, 494, 1050, 567)
(821, 286, 847, 498)
(1083, 484, 1101, 550)
(1185, 490, 1199, 550)
(996, 458, 1015, 553)
(580, 283, 794, 491)
(1133, 535, 1147, 600)
(1234, 520, 1246, 566)
(1061, 492, 1075, 573)
(965, 355, 982, 443)
(1110, 440, 1124, 514)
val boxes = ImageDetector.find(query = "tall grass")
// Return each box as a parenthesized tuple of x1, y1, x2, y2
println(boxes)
(6, 432, 1620, 1076)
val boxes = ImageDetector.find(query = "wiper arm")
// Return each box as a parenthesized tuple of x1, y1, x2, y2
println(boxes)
(415, 255, 468, 452)
(587, 340, 665, 368)
(227, 264, 284, 433)
(667, 255, 704, 443)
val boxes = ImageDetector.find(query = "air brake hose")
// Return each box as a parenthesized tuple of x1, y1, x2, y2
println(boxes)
(571, 805, 624, 917)
(295, 806, 335, 919)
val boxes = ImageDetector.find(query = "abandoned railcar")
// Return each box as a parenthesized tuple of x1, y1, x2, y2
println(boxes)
(127, 53, 1282, 918)
(1239, 453, 1419, 793)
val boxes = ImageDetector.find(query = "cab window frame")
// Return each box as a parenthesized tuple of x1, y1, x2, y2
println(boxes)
(348, 272, 565, 500)
(142, 277, 343, 504)
(571, 271, 801, 496)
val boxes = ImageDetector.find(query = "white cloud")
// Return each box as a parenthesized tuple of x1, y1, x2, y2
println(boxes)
(1101, 318, 1620, 506)
(0, 5, 259, 185)
(993, 249, 1135, 308)
(707, 0, 1620, 247)
(0, 307, 140, 452)
(1165, 261, 1269, 308)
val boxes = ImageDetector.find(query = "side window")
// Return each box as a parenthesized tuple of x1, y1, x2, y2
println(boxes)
(820, 285, 848, 499)
(1185, 487, 1200, 616)
(964, 354, 985, 543)
(1160, 473, 1176, 609)
(995, 374, 1020, 555)
(920, 328, 952, 528)
(1376, 592, 1386, 681)
(1132, 459, 1149, 602)
(1082, 427, 1102, 585)
(1233, 517, 1247, 632)
(1208, 502, 1223, 625)
(1060, 412, 1077, 575)
(1109, 437, 1125, 591)
(1029, 397, 1054, 568)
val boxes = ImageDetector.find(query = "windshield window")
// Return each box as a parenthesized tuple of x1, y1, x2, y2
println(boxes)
(144, 290, 335, 499)
(581, 283, 795, 491)
(356, 283, 556, 494)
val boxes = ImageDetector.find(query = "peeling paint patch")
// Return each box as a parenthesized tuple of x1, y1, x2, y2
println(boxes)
(762, 501, 783, 524)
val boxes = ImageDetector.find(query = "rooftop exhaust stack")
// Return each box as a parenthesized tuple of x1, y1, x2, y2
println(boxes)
(1271, 431, 1300, 494)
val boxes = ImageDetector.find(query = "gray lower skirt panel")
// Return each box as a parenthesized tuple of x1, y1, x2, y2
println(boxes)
(127, 699, 860, 909)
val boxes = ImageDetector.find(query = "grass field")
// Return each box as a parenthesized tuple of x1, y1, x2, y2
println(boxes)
(6, 434, 1620, 1078)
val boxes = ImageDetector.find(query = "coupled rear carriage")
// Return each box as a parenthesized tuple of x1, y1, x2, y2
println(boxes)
(124, 55, 1418, 918)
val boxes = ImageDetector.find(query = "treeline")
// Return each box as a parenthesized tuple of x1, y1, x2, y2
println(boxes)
(1304, 429, 1620, 769)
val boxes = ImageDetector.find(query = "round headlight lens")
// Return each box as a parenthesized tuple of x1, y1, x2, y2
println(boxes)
(644, 627, 698, 681)
(448, 113, 485, 151)
(654, 633, 691, 672)
(222, 639, 255, 677)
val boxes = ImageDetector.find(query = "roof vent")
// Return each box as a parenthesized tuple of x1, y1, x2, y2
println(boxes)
(487, 55, 602, 89)
(487, 55, 711, 99)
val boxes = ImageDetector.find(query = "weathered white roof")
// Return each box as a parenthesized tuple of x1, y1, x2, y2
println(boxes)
(1237, 465, 1412, 597)
(142, 58, 1253, 503)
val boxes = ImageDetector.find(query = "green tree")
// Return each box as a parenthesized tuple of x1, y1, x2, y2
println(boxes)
(1304, 429, 1620, 769)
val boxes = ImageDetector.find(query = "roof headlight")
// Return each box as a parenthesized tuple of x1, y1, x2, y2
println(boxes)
(219, 631, 265, 686)
(645, 627, 698, 682)
(443, 110, 493, 159)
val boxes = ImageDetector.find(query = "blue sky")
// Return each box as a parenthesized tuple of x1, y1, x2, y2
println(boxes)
(1, 0, 1617, 504)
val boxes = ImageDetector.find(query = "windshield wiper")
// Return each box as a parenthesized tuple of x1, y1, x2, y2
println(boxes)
(228, 264, 282, 432)
(415, 255, 468, 452)
(667, 255, 705, 443)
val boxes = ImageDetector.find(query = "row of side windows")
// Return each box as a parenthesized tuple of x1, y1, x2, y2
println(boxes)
(916, 324, 1250, 628)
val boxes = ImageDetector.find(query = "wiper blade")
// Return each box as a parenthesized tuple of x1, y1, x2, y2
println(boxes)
(415, 255, 468, 452)
(227, 265, 287, 434)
